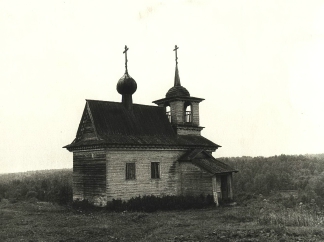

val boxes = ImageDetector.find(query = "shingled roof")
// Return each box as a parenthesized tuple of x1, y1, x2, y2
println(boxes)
(87, 100, 174, 137)
(64, 100, 220, 150)
(179, 149, 237, 174)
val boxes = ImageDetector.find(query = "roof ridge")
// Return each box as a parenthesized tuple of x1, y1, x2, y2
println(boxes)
(86, 99, 161, 108)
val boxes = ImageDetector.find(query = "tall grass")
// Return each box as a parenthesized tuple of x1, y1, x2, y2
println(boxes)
(258, 203, 324, 227)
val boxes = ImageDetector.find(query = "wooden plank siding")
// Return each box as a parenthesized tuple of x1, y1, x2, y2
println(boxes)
(71, 148, 229, 205)
(73, 150, 107, 206)
(176, 127, 202, 136)
(212, 176, 219, 206)
(170, 100, 185, 125)
(105, 149, 184, 201)
(191, 102, 200, 126)
(179, 162, 213, 196)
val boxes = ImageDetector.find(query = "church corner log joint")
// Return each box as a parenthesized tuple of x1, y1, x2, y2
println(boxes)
(63, 45, 238, 207)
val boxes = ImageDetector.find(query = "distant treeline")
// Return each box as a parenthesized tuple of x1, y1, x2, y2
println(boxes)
(0, 154, 324, 206)
(220, 154, 324, 205)
(0, 169, 72, 205)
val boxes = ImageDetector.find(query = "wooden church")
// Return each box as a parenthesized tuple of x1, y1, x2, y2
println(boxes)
(64, 46, 237, 206)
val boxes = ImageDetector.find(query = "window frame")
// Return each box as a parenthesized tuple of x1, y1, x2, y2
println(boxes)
(151, 162, 160, 179)
(125, 162, 136, 180)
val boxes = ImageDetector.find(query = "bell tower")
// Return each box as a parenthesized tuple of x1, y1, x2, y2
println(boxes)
(153, 45, 204, 136)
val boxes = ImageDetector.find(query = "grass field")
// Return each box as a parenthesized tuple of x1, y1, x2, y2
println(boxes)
(1, 197, 323, 242)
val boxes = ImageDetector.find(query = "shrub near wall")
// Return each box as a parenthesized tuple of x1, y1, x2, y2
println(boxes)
(107, 195, 215, 212)
(73, 195, 215, 212)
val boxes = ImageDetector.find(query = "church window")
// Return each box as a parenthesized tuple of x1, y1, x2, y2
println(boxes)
(184, 103, 192, 123)
(151, 162, 160, 179)
(165, 105, 171, 122)
(126, 163, 136, 180)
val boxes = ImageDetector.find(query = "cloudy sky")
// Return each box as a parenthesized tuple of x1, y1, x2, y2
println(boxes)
(1, 0, 323, 173)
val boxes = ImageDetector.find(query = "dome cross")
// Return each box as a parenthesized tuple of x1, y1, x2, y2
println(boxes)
(173, 45, 179, 66)
(123, 45, 129, 74)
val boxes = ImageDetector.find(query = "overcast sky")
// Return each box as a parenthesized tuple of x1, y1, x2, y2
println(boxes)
(1, 0, 324, 173)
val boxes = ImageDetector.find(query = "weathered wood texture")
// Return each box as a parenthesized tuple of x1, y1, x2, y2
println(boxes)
(72, 148, 231, 204)
(227, 173, 233, 199)
(170, 100, 185, 124)
(191, 102, 200, 126)
(219, 174, 233, 200)
(169, 101, 200, 126)
(106, 149, 184, 201)
(73, 150, 106, 206)
(212, 175, 219, 206)
(76, 106, 97, 141)
(216, 176, 222, 199)
(176, 127, 201, 136)
(179, 162, 213, 196)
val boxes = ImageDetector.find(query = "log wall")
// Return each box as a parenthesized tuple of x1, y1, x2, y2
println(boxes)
(179, 162, 213, 196)
(73, 150, 107, 206)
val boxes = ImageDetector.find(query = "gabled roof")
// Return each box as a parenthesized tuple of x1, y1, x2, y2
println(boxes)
(64, 100, 220, 150)
(87, 99, 174, 137)
(179, 149, 237, 174)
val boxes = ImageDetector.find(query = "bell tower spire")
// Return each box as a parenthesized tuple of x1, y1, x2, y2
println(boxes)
(173, 45, 181, 86)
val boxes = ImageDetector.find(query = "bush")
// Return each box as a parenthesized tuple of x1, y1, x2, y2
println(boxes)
(234, 192, 257, 204)
(105, 194, 215, 212)
(72, 199, 98, 212)
(26, 191, 38, 199)
(56, 183, 73, 205)
(281, 194, 298, 208)
(106, 199, 126, 212)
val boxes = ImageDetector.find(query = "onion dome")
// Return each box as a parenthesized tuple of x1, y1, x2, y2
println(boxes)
(117, 73, 137, 95)
(166, 86, 190, 98)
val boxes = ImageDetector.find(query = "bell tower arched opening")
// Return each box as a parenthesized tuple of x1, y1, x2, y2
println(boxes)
(184, 102, 192, 123)
(165, 104, 171, 122)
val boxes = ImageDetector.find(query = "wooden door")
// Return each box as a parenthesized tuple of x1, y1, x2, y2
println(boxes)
(221, 175, 228, 199)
